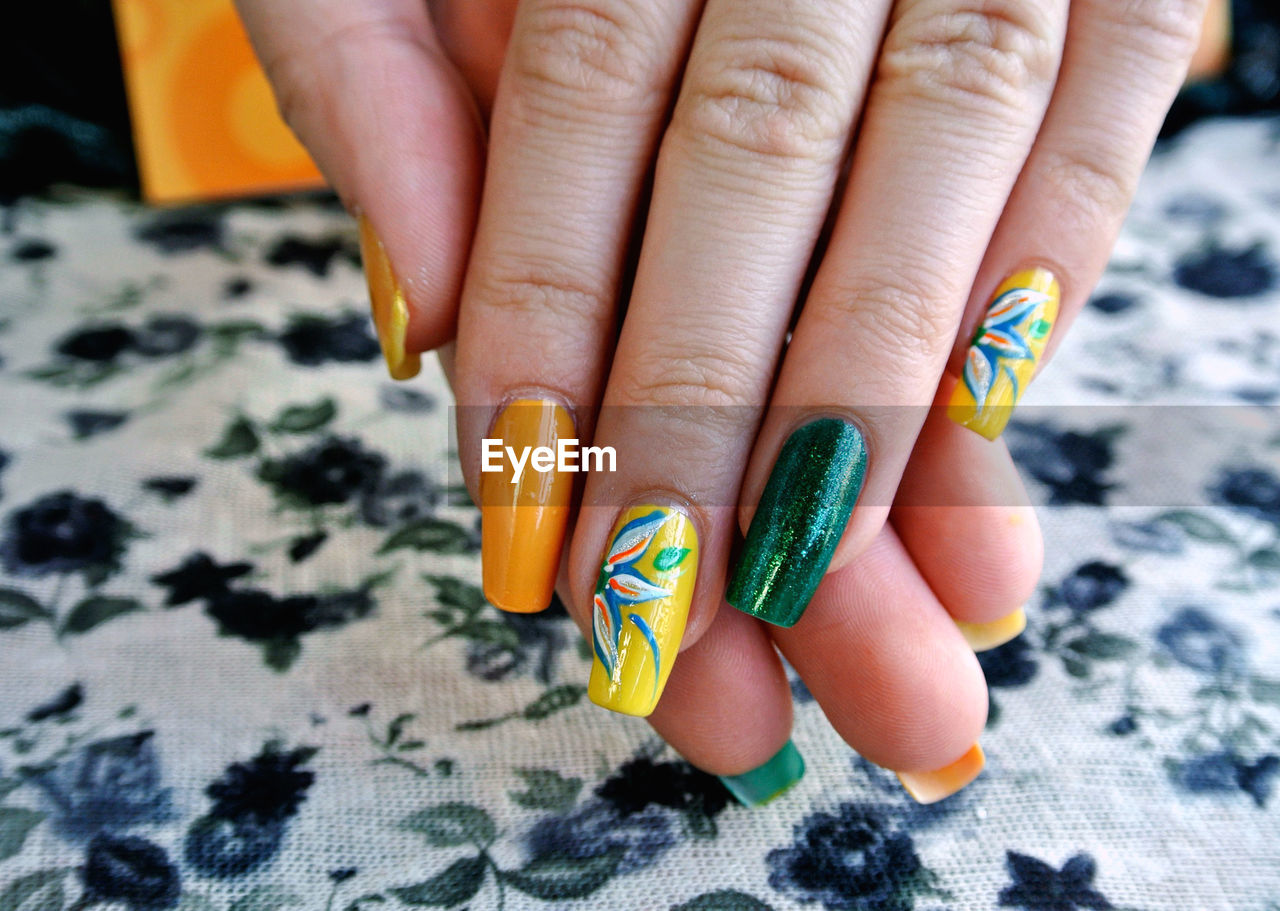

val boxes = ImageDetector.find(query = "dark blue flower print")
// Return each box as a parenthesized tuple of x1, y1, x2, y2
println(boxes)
(56, 324, 136, 362)
(132, 315, 202, 357)
(204, 586, 374, 648)
(524, 800, 676, 876)
(223, 275, 253, 298)
(1169, 752, 1278, 807)
(1236, 755, 1279, 808)
(258, 436, 386, 507)
(83, 834, 181, 910)
(595, 757, 730, 820)
(66, 409, 129, 439)
(767, 803, 921, 911)
(1173, 241, 1275, 298)
(277, 313, 380, 367)
(1155, 608, 1245, 675)
(265, 234, 358, 277)
(1108, 519, 1183, 555)
(379, 385, 436, 413)
(142, 476, 197, 500)
(358, 470, 440, 527)
(185, 744, 317, 878)
(1005, 422, 1118, 505)
(1, 490, 129, 579)
(185, 814, 285, 878)
(1208, 466, 1280, 525)
(979, 637, 1039, 689)
(1107, 715, 1137, 736)
(998, 852, 1111, 910)
(32, 731, 173, 840)
(134, 209, 224, 254)
(1052, 561, 1129, 613)
(25, 682, 83, 722)
(287, 531, 327, 563)
(1089, 292, 1139, 315)
(151, 552, 254, 606)
(1168, 752, 1239, 793)
(11, 237, 56, 261)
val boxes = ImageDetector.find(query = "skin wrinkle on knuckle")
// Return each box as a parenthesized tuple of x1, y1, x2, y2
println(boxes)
(475, 262, 614, 328)
(623, 344, 765, 412)
(674, 29, 853, 164)
(878, 1, 1060, 114)
(1038, 144, 1138, 230)
(510, 0, 670, 113)
(1088, 0, 1207, 65)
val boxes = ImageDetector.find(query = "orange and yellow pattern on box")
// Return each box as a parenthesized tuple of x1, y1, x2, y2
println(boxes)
(112, 0, 325, 203)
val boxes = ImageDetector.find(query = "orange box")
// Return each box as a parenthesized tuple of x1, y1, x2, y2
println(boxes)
(112, 0, 325, 203)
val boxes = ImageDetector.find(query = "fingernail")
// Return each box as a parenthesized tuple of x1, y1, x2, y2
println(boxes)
(727, 418, 867, 628)
(480, 400, 574, 613)
(718, 740, 806, 807)
(955, 608, 1026, 652)
(948, 268, 1059, 439)
(896, 743, 985, 804)
(358, 214, 421, 381)
(589, 505, 698, 716)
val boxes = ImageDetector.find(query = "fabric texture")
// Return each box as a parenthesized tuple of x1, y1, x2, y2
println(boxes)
(1, 115, 1279, 910)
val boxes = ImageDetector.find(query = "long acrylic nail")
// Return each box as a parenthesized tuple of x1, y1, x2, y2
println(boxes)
(948, 268, 1059, 439)
(718, 740, 806, 807)
(955, 608, 1026, 652)
(897, 743, 985, 804)
(358, 215, 421, 381)
(727, 418, 867, 628)
(481, 400, 574, 614)
(589, 505, 698, 716)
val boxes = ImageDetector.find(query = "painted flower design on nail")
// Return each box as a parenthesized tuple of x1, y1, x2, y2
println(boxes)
(592, 509, 688, 696)
(963, 287, 1054, 414)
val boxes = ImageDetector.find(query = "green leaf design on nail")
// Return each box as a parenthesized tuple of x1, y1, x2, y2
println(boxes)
(1028, 318, 1052, 339)
(653, 546, 690, 572)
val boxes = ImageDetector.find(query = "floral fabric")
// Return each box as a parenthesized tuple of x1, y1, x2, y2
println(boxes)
(1, 116, 1279, 911)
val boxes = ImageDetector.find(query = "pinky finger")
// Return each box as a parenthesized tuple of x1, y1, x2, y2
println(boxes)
(237, 0, 485, 371)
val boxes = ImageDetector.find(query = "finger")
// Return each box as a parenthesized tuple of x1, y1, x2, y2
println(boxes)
(430, 0, 521, 115)
(452, 0, 701, 614)
(773, 524, 989, 803)
(892, 378, 1043, 649)
(237, 0, 483, 375)
(946, 0, 1206, 438)
(728, 0, 1069, 628)
(567, 0, 891, 716)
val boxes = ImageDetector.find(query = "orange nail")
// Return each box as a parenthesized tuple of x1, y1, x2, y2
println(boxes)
(358, 215, 421, 381)
(896, 743, 985, 804)
(481, 400, 575, 613)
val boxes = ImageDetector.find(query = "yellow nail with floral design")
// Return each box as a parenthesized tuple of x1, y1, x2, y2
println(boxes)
(948, 268, 1059, 439)
(589, 505, 699, 717)
(358, 215, 421, 381)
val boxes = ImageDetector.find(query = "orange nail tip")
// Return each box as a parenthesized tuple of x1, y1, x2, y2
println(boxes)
(357, 215, 421, 381)
(896, 743, 985, 804)
(480, 401, 575, 618)
(948, 268, 1060, 439)
(956, 609, 1026, 652)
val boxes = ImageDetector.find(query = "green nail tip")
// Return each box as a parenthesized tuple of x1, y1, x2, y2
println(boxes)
(727, 418, 867, 627)
(718, 740, 806, 807)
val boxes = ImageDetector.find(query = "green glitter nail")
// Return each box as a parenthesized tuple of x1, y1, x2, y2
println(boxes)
(726, 418, 866, 627)
(718, 740, 805, 807)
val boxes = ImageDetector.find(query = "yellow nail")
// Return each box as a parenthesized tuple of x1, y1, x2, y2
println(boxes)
(896, 743, 985, 804)
(955, 608, 1026, 652)
(589, 505, 699, 717)
(948, 268, 1059, 439)
(480, 400, 574, 613)
(358, 215, 421, 381)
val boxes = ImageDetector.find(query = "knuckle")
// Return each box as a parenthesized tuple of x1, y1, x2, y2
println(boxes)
(1039, 144, 1135, 226)
(674, 33, 851, 163)
(1097, 0, 1206, 64)
(511, 1, 666, 110)
(476, 261, 611, 326)
(817, 276, 956, 393)
(623, 344, 762, 411)
(879, 1, 1060, 112)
